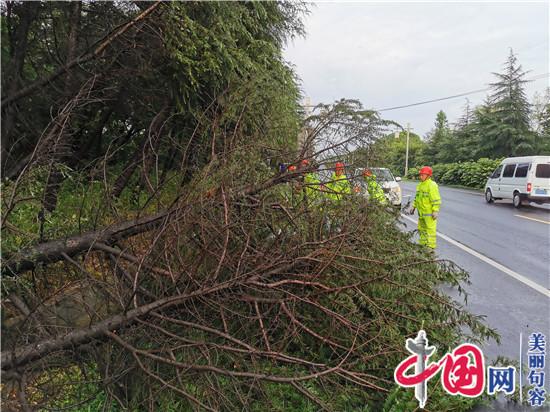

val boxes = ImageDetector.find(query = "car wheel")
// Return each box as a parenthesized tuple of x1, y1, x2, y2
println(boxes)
(513, 192, 522, 208)
(485, 189, 494, 203)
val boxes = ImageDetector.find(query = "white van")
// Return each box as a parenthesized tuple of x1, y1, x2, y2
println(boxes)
(484, 156, 550, 207)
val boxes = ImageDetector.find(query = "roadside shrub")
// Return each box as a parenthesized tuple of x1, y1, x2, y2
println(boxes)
(406, 167, 419, 179)
(407, 158, 501, 188)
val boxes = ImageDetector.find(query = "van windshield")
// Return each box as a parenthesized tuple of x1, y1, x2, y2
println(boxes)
(490, 165, 503, 179)
(535, 164, 550, 178)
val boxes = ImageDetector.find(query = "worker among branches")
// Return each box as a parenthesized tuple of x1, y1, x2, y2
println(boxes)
(362, 168, 387, 205)
(409, 166, 441, 249)
(297, 159, 322, 205)
(284, 164, 299, 205)
(326, 162, 352, 201)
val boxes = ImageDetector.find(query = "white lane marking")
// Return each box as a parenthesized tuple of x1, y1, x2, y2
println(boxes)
(401, 214, 550, 298)
(400, 184, 482, 197)
(514, 214, 550, 225)
(442, 188, 483, 196)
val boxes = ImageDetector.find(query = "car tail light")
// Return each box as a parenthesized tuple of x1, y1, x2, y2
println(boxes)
(527, 183, 532, 192)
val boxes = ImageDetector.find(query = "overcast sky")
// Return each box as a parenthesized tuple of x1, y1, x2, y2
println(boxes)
(283, 1, 549, 137)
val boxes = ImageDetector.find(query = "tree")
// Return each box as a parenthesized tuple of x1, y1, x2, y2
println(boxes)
(424, 110, 456, 163)
(2, 93, 495, 411)
(479, 49, 535, 156)
(452, 99, 480, 162)
(531, 88, 550, 153)
(367, 130, 427, 176)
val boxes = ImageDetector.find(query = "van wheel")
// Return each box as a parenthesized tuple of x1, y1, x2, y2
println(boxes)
(485, 189, 494, 203)
(513, 192, 522, 208)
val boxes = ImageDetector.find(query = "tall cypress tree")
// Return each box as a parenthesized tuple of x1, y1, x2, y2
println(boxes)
(482, 49, 534, 156)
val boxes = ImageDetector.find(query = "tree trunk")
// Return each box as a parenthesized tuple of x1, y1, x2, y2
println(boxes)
(41, 2, 82, 213)
(112, 104, 170, 198)
(3, 210, 171, 276)
(1, 2, 40, 173)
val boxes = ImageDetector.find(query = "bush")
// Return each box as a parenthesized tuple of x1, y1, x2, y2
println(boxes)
(406, 167, 419, 179)
(406, 158, 502, 189)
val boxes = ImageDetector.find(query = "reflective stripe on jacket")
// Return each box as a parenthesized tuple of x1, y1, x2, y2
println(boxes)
(326, 172, 352, 201)
(413, 178, 441, 216)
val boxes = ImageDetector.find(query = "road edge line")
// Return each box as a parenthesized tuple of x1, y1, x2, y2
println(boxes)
(514, 214, 550, 225)
(400, 214, 550, 298)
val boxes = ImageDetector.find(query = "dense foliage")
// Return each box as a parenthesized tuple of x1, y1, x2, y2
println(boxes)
(358, 130, 425, 177)
(407, 158, 502, 189)
(2, 2, 497, 411)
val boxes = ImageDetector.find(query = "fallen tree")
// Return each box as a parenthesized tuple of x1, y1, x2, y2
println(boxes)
(1, 100, 497, 411)
(3, 211, 172, 275)
(1, 2, 497, 410)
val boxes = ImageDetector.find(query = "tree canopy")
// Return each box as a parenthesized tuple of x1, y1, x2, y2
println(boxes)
(432, 50, 548, 163)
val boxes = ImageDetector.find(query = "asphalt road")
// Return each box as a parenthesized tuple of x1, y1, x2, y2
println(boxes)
(399, 181, 549, 362)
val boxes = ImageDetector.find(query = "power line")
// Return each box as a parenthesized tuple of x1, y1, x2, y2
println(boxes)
(373, 72, 550, 112)
(375, 88, 490, 112)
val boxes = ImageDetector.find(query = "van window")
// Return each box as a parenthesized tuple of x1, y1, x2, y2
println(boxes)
(490, 165, 503, 179)
(502, 164, 516, 178)
(536, 164, 550, 178)
(514, 163, 530, 178)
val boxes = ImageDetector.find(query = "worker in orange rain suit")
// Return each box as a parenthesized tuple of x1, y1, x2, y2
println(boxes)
(409, 166, 441, 249)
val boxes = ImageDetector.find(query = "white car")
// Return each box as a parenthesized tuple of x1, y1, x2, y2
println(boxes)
(355, 167, 403, 206)
(484, 156, 550, 207)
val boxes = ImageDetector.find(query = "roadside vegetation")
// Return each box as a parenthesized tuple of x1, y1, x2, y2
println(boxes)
(2, 2, 499, 410)
(368, 51, 549, 187)
(406, 158, 502, 189)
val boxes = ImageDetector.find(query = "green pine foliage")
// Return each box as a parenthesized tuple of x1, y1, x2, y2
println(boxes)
(384, 51, 547, 179)
(421, 51, 547, 164)
(483, 50, 534, 156)
(424, 110, 455, 164)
